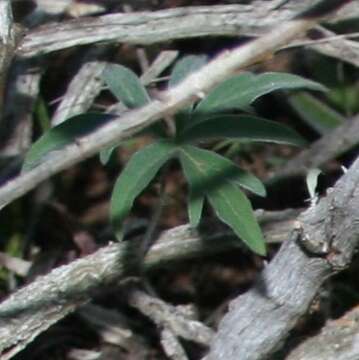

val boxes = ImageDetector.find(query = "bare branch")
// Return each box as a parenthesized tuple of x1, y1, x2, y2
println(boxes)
(53, 49, 178, 126)
(270, 115, 359, 182)
(78, 304, 148, 351)
(52, 48, 108, 126)
(0, 2, 347, 210)
(18, 3, 359, 60)
(161, 328, 189, 360)
(139, 50, 179, 85)
(287, 305, 359, 360)
(206, 155, 359, 360)
(17, 5, 290, 57)
(306, 26, 359, 68)
(0, 0, 14, 46)
(0, 0, 16, 110)
(0, 3, 353, 356)
(0, 60, 42, 157)
(127, 288, 214, 346)
(0, 209, 298, 358)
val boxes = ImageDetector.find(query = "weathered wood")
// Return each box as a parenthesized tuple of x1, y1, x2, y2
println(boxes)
(206, 155, 359, 360)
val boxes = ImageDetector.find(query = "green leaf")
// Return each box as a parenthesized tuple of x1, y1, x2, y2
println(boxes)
(169, 55, 207, 88)
(195, 72, 255, 113)
(328, 85, 359, 114)
(169, 55, 208, 132)
(35, 96, 51, 133)
(179, 115, 306, 147)
(306, 168, 322, 200)
(179, 146, 265, 254)
(99, 122, 169, 166)
(195, 72, 327, 114)
(180, 145, 266, 197)
(110, 140, 177, 240)
(288, 92, 344, 135)
(103, 64, 166, 138)
(208, 182, 266, 255)
(23, 113, 113, 172)
(188, 190, 204, 227)
(103, 64, 150, 108)
(100, 146, 116, 165)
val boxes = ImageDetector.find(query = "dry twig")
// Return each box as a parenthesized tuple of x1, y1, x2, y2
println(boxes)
(0, 1, 350, 210)
(127, 288, 214, 346)
(18, 2, 359, 58)
(206, 154, 359, 360)
(286, 305, 359, 360)
(0, 209, 300, 359)
(270, 115, 359, 182)
(0, 1, 356, 359)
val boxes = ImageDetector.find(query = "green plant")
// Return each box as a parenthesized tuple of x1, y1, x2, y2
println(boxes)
(288, 92, 344, 134)
(23, 55, 326, 255)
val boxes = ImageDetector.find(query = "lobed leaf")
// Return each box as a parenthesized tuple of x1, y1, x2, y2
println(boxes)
(180, 146, 266, 255)
(110, 140, 177, 240)
(23, 113, 113, 172)
(179, 115, 306, 147)
(103, 64, 150, 108)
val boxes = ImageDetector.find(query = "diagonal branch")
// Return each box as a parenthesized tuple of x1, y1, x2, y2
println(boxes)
(0, 209, 297, 359)
(269, 115, 359, 182)
(0, 0, 352, 210)
(205, 154, 359, 360)
(286, 305, 359, 360)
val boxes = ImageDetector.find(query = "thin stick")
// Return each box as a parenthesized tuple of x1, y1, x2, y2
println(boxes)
(0, 1, 352, 210)
(18, 3, 358, 58)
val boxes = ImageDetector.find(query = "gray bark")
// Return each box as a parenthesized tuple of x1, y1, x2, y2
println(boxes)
(206, 155, 359, 360)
